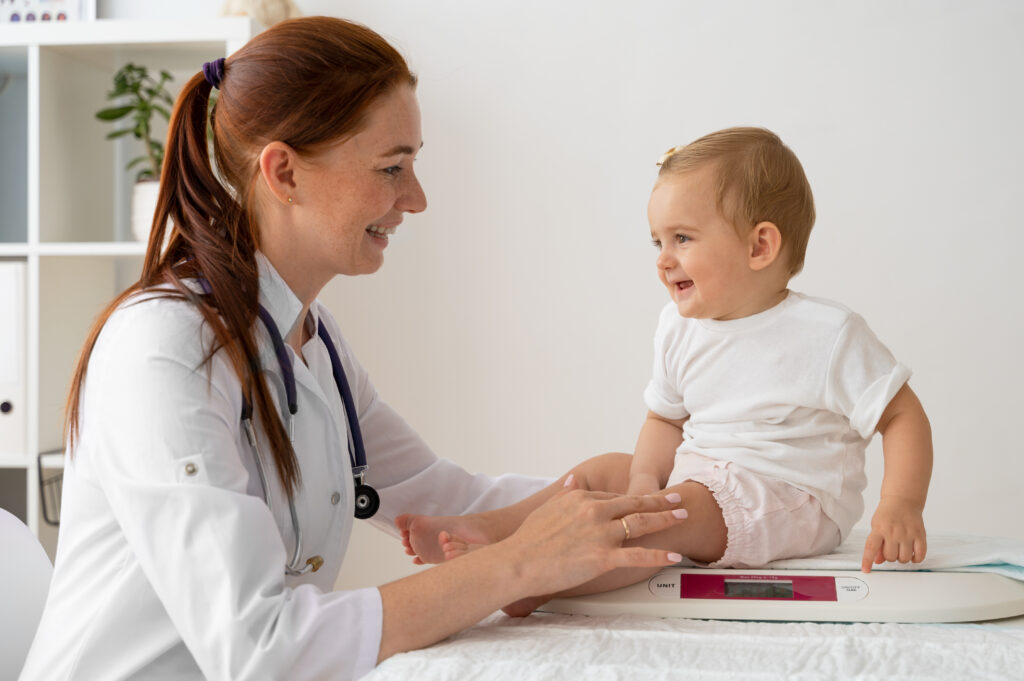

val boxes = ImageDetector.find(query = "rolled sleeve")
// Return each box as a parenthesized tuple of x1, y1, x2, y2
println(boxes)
(824, 313, 912, 438)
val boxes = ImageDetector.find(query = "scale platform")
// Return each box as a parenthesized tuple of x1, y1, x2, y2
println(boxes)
(539, 567, 1024, 623)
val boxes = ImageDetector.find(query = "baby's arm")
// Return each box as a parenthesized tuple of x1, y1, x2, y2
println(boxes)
(627, 411, 685, 496)
(861, 383, 933, 572)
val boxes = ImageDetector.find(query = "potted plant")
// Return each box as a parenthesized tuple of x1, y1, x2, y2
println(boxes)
(95, 63, 174, 243)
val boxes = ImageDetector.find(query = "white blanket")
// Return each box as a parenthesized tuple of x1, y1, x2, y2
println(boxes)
(762, 530, 1024, 581)
(366, 533, 1024, 680)
(367, 612, 1024, 681)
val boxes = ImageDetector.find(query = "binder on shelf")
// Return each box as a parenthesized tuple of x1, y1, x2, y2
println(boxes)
(0, 261, 26, 456)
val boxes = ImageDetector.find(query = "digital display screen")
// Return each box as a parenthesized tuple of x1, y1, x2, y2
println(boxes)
(723, 579, 794, 599)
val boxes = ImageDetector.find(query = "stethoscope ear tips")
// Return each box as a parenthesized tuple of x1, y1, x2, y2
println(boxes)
(353, 484, 380, 520)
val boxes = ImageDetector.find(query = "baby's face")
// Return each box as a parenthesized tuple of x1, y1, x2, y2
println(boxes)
(647, 166, 761, 320)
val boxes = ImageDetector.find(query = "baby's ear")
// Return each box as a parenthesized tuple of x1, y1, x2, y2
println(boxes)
(748, 221, 783, 271)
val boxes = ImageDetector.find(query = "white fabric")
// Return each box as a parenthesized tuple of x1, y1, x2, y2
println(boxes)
(644, 291, 911, 538)
(364, 610, 1024, 681)
(19, 253, 547, 681)
(765, 529, 1024, 582)
(0, 508, 52, 681)
(369, 533, 1024, 681)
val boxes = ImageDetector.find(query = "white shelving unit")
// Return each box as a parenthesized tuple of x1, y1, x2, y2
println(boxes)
(0, 19, 257, 553)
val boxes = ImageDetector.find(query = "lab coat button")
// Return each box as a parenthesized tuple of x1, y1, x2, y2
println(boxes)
(184, 463, 198, 476)
(331, 492, 341, 505)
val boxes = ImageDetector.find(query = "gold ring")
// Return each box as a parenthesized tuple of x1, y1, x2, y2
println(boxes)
(620, 516, 631, 542)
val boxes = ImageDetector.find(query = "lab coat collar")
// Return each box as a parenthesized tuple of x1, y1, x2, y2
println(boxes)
(255, 251, 319, 344)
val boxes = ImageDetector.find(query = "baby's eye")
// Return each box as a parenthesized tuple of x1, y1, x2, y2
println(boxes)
(651, 239, 662, 249)
(675, 234, 690, 244)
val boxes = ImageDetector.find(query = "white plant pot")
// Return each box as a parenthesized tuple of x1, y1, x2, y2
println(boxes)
(130, 180, 161, 243)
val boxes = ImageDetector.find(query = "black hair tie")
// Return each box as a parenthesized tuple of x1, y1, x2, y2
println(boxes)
(202, 58, 226, 89)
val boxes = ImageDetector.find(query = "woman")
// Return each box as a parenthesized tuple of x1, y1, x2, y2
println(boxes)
(20, 17, 685, 681)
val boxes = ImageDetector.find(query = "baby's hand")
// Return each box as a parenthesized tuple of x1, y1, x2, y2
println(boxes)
(861, 496, 927, 572)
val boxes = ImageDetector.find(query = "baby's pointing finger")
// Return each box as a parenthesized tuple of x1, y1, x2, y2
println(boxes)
(913, 536, 927, 563)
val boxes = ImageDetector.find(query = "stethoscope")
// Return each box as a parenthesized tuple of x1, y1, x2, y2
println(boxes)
(198, 278, 379, 576)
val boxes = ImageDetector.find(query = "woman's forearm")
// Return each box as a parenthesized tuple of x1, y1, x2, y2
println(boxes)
(377, 540, 528, 661)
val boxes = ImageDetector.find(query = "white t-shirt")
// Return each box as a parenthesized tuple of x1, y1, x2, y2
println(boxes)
(643, 291, 911, 538)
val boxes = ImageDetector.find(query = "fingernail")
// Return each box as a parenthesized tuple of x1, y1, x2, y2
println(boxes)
(672, 509, 688, 519)
(667, 552, 683, 563)
(563, 473, 574, 488)
(665, 493, 681, 503)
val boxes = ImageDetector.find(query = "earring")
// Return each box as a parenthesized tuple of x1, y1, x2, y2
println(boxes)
(287, 196, 294, 204)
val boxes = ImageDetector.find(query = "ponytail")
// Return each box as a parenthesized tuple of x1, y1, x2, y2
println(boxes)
(66, 17, 415, 500)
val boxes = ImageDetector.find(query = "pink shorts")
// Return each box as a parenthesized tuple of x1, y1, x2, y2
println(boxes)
(667, 452, 841, 568)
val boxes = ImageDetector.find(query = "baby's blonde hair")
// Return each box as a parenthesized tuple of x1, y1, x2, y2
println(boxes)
(657, 127, 816, 275)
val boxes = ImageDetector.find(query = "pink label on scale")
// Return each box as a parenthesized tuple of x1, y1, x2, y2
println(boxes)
(680, 574, 837, 601)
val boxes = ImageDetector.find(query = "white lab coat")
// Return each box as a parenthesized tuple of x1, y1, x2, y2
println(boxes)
(19, 255, 547, 681)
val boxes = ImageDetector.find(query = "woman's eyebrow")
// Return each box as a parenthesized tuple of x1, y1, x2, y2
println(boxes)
(379, 141, 424, 157)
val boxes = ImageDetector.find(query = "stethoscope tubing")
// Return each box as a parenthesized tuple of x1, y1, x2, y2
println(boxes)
(195, 276, 375, 575)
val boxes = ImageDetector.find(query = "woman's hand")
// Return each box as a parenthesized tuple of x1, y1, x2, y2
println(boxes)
(499, 479, 686, 597)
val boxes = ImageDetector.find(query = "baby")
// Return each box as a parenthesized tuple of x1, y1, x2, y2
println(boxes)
(397, 127, 933, 613)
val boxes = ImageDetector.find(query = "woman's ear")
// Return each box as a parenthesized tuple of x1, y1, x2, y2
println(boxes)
(748, 221, 783, 271)
(258, 141, 298, 206)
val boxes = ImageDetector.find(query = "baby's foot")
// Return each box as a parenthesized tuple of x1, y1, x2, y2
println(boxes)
(394, 513, 497, 565)
(438, 531, 487, 561)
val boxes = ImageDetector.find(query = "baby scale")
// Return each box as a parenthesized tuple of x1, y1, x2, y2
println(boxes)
(539, 567, 1024, 623)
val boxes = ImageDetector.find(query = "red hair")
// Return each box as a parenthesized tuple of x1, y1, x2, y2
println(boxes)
(65, 17, 416, 499)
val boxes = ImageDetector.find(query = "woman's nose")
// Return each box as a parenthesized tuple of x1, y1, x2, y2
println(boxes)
(400, 172, 427, 214)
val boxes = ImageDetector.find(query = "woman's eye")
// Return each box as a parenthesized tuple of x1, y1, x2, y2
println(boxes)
(382, 165, 402, 177)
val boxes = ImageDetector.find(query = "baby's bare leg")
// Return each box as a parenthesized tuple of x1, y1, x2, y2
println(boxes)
(503, 480, 725, 615)
(399, 452, 634, 564)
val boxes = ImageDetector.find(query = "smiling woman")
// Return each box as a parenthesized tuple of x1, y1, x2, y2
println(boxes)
(18, 15, 687, 681)
(256, 85, 427, 301)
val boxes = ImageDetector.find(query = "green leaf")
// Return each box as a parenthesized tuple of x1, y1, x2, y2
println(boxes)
(126, 156, 149, 169)
(95, 105, 134, 121)
(99, 61, 177, 176)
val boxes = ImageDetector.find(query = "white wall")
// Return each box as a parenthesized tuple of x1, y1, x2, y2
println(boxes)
(101, 1, 1024, 590)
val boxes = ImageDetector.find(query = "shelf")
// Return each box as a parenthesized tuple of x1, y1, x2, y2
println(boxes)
(38, 242, 147, 256)
(0, 18, 256, 48)
(0, 453, 63, 469)
(0, 242, 147, 256)
(0, 17, 258, 539)
(0, 244, 30, 256)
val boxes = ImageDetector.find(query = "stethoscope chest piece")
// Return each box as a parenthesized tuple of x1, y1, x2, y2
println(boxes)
(353, 483, 380, 520)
